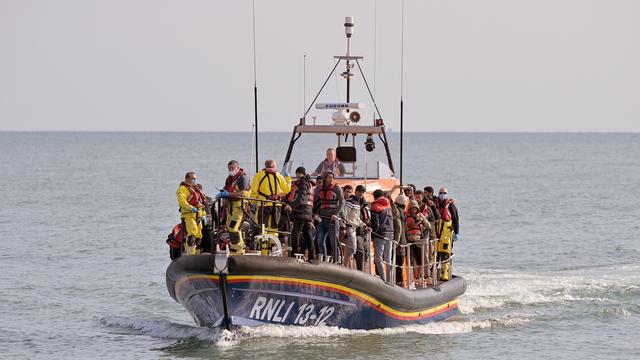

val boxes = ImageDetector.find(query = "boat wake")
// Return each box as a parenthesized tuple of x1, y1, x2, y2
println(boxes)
(99, 313, 529, 348)
(232, 313, 529, 338)
(458, 265, 640, 316)
(103, 265, 638, 347)
(99, 315, 222, 342)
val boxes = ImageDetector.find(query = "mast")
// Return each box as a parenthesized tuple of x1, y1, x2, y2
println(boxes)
(343, 17, 354, 104)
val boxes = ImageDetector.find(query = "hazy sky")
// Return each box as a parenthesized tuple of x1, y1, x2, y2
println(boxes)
(1, 0, 638, 132)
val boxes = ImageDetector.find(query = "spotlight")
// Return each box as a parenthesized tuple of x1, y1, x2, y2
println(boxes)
(365, 135, 375, 152)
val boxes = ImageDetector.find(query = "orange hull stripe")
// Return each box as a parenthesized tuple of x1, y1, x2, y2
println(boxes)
(178, 274, 458, 320)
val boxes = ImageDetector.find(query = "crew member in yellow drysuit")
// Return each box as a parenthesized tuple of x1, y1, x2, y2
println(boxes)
(250, 160, 291, 234)
(434, 187, 460, 280)
(215, 160, 250, 254)
(176, 172, 207, 255)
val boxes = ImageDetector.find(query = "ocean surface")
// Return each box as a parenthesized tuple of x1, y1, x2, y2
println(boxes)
(1, 132, 639, 359)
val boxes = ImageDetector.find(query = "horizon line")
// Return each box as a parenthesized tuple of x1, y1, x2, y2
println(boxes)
(1, 130, 639, 134)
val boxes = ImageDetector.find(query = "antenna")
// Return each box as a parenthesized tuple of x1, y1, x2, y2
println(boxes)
(373, 0, 377, 99)
(373, 0, 378, 122)
(252, 0, 259, 173)
(248, 124, 255, 177)
(399, 0, 405, 185)
(303, 55, 306, 123)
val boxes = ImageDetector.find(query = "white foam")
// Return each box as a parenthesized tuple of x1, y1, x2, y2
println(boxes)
(100, 312, 532, 348)
(455, 267, 640, 314)
(234, 313, 531, 339)
(99, 315, 220, 342)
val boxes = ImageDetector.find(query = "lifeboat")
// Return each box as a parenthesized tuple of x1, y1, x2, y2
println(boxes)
(166, 16, 466, 330)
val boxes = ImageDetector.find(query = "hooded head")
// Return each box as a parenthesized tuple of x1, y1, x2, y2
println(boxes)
(394, 194, 407, 207)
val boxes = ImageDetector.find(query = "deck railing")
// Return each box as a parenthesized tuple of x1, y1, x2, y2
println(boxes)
(213, 196, 453, 289)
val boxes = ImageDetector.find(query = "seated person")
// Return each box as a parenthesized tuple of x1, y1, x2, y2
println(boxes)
(312, 148, 347, 177)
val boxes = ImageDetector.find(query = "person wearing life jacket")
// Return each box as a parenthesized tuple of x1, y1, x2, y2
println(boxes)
(405, 199, 430, 284)
(370, 189, 394, 282)
(424, 186, 440, 216)
(351, 185, 370, 271)
(415, 188, 439, 279)
(197, 184, 214, 254)
(341, 185, 365, 267)
(250, 159, 291, 234)
(435, 187, 459, 241)
(434, 187, 460, 281)
(284, 167, 316, 260)
(313, 171, 344, 261)
(311, 148, 347, 177)
(391, 194, 408, 285)
(415, 189, 439, 241)
(215, 160, 249, 254)
(176, 171, 207, 255)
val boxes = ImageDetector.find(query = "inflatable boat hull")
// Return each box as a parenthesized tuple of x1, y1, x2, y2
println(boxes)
(166, 255, 465, 330)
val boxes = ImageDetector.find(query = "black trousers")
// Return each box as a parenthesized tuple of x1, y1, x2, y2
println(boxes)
(354, 235, 367, 271)
(290, 218, 316, 259)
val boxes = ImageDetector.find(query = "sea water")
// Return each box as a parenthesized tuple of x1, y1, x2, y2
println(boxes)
(1, 132, 638, 359)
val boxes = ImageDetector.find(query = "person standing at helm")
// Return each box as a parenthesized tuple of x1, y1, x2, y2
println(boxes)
(176, 172, 207, 255)
(311, 148, 347, 177)
(215, 160, 249, 254)
(250, 160, 291, 234)
(313, 171, 344, 261)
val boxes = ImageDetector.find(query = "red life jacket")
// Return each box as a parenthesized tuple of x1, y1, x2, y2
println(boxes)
(406, 214, 422, 235)
(224, 169, 246, 200)
(181, 182, 204, 207)
(286, 180, 314, 206)
(437, 199, 452, 221)
(167, 223, 184, 249)
(319, 183, 338, 209)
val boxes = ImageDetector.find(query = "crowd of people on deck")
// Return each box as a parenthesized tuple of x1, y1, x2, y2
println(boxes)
(169, 148, 460, 285)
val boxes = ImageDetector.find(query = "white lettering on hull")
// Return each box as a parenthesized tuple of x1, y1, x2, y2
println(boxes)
(247, 296, 336, 325)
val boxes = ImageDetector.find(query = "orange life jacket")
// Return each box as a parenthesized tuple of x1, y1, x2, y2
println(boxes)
(406, 214, 422, 235)
(287, 180, 314, 206)
(167, 223, 184, 249)
(437, 199, 452, 221)
(224, 169, 246, 200)
(319, 183, 338, 209)
(181, 182, 205, 207)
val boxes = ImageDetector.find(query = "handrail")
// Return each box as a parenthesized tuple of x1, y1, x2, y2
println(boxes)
(381, 237, 454, 289)
(214, 196, 292, 256)
(213, 197, 453, 289)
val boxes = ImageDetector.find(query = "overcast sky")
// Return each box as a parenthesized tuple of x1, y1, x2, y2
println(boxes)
(1, 0, 638, 132)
